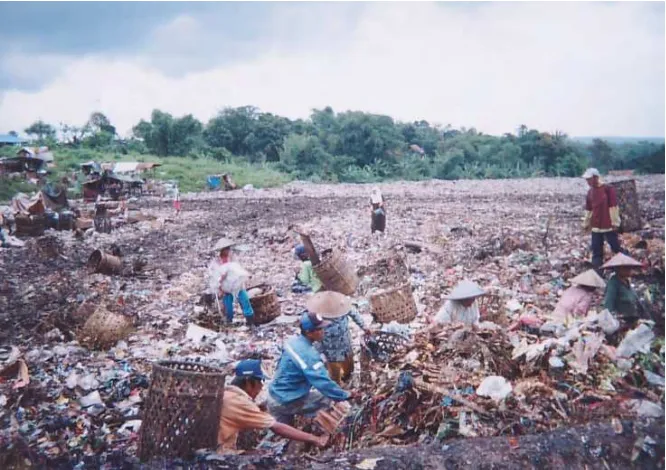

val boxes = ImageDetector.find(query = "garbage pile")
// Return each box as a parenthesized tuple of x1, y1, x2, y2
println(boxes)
(0, 175, 663, 467)
(342, 316, 664, 450)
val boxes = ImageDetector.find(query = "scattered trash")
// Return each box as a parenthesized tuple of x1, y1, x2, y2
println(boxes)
(616, 324, 655, 358)
(0, 176, 662, 466)
(356, 458, 383, 470)
(476, 376, 513, 402)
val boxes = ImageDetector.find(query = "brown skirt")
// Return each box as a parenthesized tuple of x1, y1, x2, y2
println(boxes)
(371, 208, 386, 233)
(327, 354, 354, 385)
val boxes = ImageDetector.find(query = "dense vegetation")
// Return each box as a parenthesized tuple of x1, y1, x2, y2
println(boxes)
(5, 107, 665, 187)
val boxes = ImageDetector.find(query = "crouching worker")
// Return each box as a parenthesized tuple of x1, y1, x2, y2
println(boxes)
(291, 244, 322, 294)
(307, 291, 370, 385)
(433, 280, 485, 326)
(218, 359, 328, 453)
(602, 253, 646, 332)
(207, 238, 255, 325)
(552, 269, 606, 322)
(268, 312, 354, 425)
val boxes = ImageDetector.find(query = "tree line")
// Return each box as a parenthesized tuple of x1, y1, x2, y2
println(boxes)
(14, 106, 665, 182)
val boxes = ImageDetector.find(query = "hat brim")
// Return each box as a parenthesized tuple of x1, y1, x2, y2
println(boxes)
(213, 238, 235, 252)
(570, 270, 606, 288)
(600, 253, 644, 269)
(306, 292, 352, 319)
(444, 281, 486, 300)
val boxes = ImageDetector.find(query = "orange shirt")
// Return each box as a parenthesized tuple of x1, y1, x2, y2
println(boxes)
(218, 385, 276, 451)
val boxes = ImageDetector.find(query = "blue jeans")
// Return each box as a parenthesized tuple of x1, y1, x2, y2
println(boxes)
(591, 231, 622, 268)
(223, 290, 254, 322)
(266, 391, 332, 425)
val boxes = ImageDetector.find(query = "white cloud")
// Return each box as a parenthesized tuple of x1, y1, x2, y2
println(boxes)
(0, 2, 663, 137)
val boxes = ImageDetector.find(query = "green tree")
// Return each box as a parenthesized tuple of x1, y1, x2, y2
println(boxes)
(588, 138, 614, 172)
(132, 110, 203, 156)
(24, 120, 56, 142)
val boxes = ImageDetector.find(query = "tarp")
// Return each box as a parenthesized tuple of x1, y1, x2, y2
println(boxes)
(112, 162, 140, 174)
(207, 175, 221, 190)
(11, 184, 69, 215)
(41, 183, 69, 211)
(98, 162, 161, 173)
(11, 193, 45, 216)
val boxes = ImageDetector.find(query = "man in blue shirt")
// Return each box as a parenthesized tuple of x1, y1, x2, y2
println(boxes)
(268, 312, 353, 424)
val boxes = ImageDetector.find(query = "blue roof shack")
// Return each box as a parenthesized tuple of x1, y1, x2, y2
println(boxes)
(0, 134, 30, 146)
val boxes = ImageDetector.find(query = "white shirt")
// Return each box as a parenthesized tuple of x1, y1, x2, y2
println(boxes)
(206, 259, 249, 295)
(433, 299, 480, 326)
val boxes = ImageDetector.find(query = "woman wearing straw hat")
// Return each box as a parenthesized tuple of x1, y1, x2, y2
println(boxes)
(370, 187, 386, 234)
(206, 237, 255, 325)
(552, 269, 606, 322)
(601, 253, 645, 329)
(307, 291, 371, 384)
(433, 280, 485, 326)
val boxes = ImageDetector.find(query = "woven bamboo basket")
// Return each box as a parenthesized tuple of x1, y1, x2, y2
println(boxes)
(370, 282, 417, 324)
(78, 305, 133, 349)
(248, 284, 280, 325)
(313, 248, 359, 296)
(138, 361, 226, 462)
(609, 179, 642, 233)
(15, 214, 47, 237)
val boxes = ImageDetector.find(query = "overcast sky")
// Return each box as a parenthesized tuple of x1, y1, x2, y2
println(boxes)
(0, 1, 663, 138)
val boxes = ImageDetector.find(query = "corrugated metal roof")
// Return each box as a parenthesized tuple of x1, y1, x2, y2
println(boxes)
(0, 134, 29, 144)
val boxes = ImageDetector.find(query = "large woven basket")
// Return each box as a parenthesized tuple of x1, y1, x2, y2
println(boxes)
(609, 179, 642, 233)
(138, 361, 227, 462)
(78, 305, 133, 349)
(248, 284, 280, 325)
(15, 214, 47, 237)
(370, 282, 417, 324)
(314, 248, 359, 296)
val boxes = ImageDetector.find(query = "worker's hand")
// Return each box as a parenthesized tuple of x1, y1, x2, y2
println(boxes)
(363, 328, 372, 336)
(347, 390, 362, 401)
(311, 434, 329, 448)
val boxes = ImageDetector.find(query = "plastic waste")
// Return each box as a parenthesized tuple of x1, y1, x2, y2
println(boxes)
(476, 376, 512, 402)
(80, 391, 103, 408)
(643, 370, 665, 388)
(596, 309, 620, 335)
(616, 324, 654, 358)
(625, 399, 664, 418)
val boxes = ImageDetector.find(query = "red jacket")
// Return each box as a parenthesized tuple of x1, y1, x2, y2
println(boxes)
(585, 184, 618, 231)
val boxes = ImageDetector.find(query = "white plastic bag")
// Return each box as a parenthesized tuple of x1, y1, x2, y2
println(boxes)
(476, 375, 512, 402)
(207, 261, 249, 295)
(597, 309, 620, 335)
(616, 324, 654, 358)
(219, 262, 249, 295)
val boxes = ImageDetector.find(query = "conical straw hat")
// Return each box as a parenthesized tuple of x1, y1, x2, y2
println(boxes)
(444, 280, 486, 300)
(570, 269, 606, 288)
(306, 291, 352, 319)
(213, 237, 235, 251)
(601, 253, 643, 269)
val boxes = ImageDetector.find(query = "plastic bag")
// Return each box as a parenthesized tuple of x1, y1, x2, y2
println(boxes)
(616, 324, 654, 358)
(476, 375, 512, 402)
(597, 309, 620, 335)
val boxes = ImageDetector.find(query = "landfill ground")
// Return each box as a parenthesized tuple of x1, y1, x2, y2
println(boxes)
(0, 175, 664, 469)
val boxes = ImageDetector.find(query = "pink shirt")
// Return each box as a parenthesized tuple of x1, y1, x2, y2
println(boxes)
(553, 286, 593, 320)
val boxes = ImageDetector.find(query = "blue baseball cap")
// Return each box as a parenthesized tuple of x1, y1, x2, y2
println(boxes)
(300, 311, 331, 332)
(295, 244, 306, 256)
(235, 359, 266, 381)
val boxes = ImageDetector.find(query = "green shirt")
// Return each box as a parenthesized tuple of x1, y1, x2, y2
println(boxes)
(603, 274, 640, 319)
(298, 260, 322, 292)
